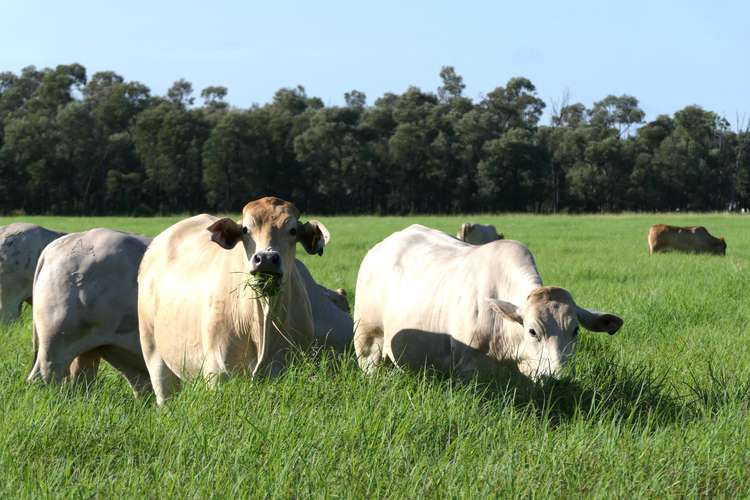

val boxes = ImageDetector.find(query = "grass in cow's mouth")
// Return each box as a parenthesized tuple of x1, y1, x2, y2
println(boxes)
(240, 272, 281, 299)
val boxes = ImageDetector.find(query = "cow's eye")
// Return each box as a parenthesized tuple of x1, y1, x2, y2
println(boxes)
(242, 226, 248, 234)
(528, 329, 538, 338)
(289, 227, 297, 237)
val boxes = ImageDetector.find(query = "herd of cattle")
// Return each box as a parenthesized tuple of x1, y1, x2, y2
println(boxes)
(0, 197, 728, 405)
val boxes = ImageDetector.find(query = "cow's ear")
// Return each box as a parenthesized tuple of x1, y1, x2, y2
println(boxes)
(207, 218, 244, 250)
(298, 220, 330, 256)
(577, 306, 623, 335)
(487, 298, 524, 326)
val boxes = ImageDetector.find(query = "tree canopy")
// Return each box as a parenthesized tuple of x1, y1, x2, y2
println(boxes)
(0, 63, 747, 215)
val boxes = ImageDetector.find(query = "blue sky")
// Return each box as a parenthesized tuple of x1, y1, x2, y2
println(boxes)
(2, 0, 748, 122)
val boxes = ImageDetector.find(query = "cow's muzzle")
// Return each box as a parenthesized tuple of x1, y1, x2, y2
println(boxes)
(250, 250, 282, 276)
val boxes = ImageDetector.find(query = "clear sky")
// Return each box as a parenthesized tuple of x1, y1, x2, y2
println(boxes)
(2, 0, 748, 123)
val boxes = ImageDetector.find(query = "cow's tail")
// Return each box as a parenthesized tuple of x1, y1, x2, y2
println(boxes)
(27, 251, 45, 381)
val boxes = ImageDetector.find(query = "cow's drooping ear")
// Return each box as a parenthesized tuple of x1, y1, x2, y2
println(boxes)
(207, 218, 244, 250)
(297, 220, 330, 256)
(487, 298, 524, 326)
(576, 306, 623, 335)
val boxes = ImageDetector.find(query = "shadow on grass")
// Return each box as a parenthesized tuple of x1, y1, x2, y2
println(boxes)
(311, 345, 750, 430)
(448, 357, 749, 428)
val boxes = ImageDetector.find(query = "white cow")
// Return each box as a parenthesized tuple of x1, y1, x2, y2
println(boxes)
(354, 225, 622, 380)
(0, 223, 64, 323)
(138, 197, 331, 405)
(456, 223, 503, 245)
(295, 260, 353, 351)
(28, 228, 152, 394)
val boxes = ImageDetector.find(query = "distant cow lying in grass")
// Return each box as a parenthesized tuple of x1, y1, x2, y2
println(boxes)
(456, 223, 503, 245)
(648, 224, 726, 255)
(354, 224, 623, 381)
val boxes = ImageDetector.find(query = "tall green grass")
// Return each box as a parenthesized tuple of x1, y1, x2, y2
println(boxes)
(1, 213, 748, 497)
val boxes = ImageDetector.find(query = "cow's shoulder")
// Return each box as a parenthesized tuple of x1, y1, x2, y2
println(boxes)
(150, 214, 221, 258)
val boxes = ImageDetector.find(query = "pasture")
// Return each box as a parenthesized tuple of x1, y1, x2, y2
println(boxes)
(1, 213, 748, 497)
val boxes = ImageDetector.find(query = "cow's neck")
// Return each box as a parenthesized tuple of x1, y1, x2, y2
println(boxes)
(493, 265, 544, 306)
(237, 277, 292, 324)
(250, 275, 297, 376)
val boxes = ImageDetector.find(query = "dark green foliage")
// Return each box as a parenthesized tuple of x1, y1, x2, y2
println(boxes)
(0, 63, 748, 214)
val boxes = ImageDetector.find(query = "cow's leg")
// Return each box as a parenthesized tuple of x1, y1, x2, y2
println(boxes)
(32, 318, 111, 385)
(354, 325, 384, 374)
(68, 348, 102, 385)
(203, 369, 228, 390)
(33, 344, 72, 384)
(0, 289, 22, 324)
(99, 345, 153, 398)
(140, 314, 179, 405)
(143, 350, 180, 406)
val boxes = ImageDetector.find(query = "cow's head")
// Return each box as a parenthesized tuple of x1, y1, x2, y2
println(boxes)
(488, 286, 622, 381)
(206, 196, 329, 283)
(716, 236, 727, 255)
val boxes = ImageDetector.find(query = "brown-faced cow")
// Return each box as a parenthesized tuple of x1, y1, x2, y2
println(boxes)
(137, 197, 331, 405)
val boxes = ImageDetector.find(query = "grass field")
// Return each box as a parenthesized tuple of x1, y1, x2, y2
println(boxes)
(0, 213, 748, 497)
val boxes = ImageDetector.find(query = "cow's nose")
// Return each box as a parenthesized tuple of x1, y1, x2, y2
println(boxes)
(250, 250, 282, 275)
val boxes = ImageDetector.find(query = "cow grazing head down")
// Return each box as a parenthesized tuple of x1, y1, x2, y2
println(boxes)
(206, 197, 330, 284)
(488, 286, 622, 381)
(694, 227, 727, 255)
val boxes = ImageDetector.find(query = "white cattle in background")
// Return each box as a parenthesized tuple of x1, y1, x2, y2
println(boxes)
(456, 223, 503, 245)
(0, 223, 65, 323)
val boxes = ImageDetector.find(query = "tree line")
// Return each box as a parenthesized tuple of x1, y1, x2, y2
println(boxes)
(1, 63, 748, 215)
